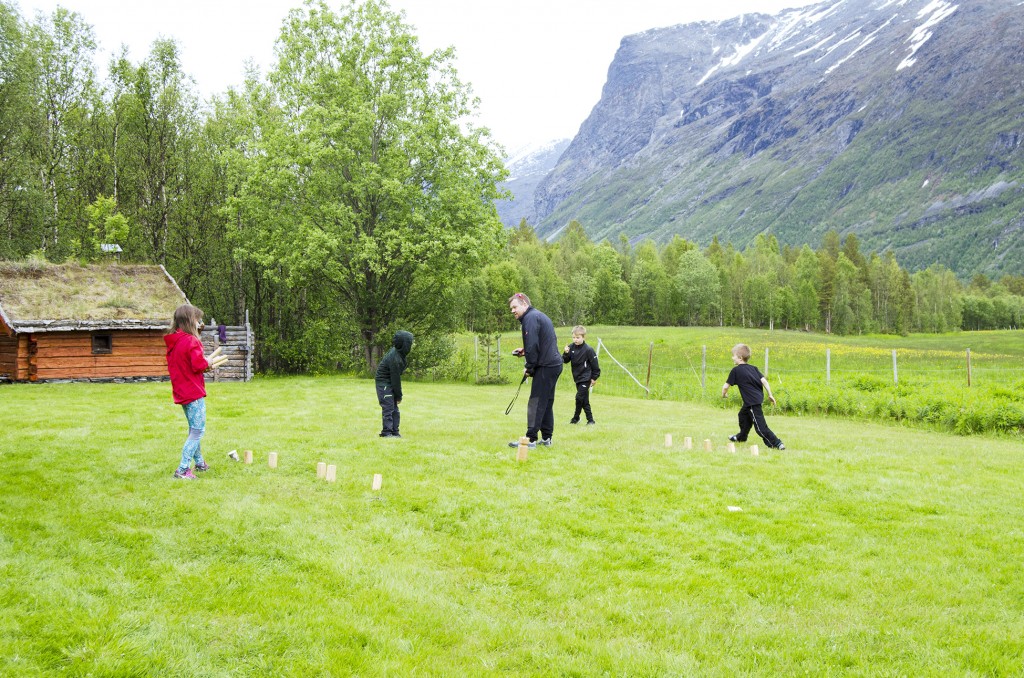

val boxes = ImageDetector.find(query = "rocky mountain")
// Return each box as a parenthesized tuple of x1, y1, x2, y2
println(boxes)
(496, 139, 570, 228)
(531, 0, 1024, 276)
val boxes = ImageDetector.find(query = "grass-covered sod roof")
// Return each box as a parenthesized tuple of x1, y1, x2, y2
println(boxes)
(0, 261, 186, 329)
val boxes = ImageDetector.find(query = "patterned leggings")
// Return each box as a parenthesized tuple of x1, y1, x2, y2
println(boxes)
(178, 398, 207, 471)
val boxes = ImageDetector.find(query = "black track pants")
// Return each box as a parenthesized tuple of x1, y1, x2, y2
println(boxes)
(525, 363, 562, 442)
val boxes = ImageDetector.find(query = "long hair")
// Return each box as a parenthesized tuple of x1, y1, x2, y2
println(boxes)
(169, 304, 204, 338)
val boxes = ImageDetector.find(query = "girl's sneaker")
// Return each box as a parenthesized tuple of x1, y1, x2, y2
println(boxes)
(174, 467, 197, 480)
(194, 462, 210, 472)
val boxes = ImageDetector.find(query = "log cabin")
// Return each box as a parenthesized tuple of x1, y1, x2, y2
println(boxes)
(0, 262, 189, 382)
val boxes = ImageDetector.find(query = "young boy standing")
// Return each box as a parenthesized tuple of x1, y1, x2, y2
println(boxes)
(721, 343, 785, 450)
(562, 325, 600, 425)
(375, 330, 414, 438)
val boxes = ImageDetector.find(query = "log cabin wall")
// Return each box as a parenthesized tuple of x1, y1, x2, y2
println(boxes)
(30, 330, 168, 381)
(0, 333, 16, 380)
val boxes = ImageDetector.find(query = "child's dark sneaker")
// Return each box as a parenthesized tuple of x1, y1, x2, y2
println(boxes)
(194, 462, 210, 472)
(173, 467, 196, 480)
(586, 420, 596, 425)
(569, 418, 579, 424)
(508, 440, 537, 449)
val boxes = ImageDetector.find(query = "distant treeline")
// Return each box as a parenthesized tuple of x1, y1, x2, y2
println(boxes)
(458, 221, 1024, 337)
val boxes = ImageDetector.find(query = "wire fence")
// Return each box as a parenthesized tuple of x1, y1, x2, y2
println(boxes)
(572, 339, 1024, 404)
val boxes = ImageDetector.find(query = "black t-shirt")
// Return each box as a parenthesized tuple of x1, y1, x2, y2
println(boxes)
(726, 363, 765, 406)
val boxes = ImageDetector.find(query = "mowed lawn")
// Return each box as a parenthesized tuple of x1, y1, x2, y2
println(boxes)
(1, 376, 1022, 676)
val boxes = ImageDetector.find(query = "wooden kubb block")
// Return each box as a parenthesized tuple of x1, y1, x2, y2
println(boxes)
(268, 452, 278, 469)
(703, 439, 713, 452)
(316, 462, 327, 478)
(751, 445, 760, 457)
(664, 433, 672, 448)
(516, 435, 529, 462)
(325, 464, 337, 482)
(372, 473, 383, 491)
(727, 442, 737, 453)
(243, 450, 253, 464)
(683, 436, 693, 450)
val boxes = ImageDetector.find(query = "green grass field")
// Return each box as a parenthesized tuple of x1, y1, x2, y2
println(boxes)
(2, 376, 1023, 675)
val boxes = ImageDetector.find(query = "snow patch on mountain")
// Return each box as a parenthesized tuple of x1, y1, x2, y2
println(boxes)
(697, 32, 769, 86)
(897, 1, 958, 70)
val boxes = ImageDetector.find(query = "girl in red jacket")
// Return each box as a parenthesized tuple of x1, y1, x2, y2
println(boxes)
(165, 304, 212, 480)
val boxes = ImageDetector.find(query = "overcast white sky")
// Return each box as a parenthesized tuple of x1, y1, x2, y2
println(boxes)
(17, 0, 820, 152)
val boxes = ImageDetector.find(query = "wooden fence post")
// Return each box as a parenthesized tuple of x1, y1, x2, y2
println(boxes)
(645, 342, 654, 397)
(701, 345, 707, 392)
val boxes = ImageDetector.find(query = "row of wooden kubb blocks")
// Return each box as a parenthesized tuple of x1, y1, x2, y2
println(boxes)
(229, 449, 383, 488)
(664, 434, 761, 456)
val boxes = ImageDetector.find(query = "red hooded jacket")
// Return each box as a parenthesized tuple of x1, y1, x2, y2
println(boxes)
(165, 331, 208, 405)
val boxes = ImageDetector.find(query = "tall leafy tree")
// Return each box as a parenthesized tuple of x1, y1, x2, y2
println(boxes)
(231, 0, 506, 369)
(674, 248, 720, 325)
(0, 3, 36, 257)
(26, 7, 98, 257)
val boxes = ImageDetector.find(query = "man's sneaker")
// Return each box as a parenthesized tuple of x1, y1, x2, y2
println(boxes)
(194, 462, 210, 472)
(729, 435, 744, 442)
(586, 420, 596, 425)
(173, 467, 196, 480)
(538, 438, 553, 446)
(569, 418, 580, 425)
(776, 443, 786, 450)
(508, 440, 537, 448)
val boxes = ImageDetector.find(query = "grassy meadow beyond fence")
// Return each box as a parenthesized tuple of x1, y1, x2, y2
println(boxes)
(464, 327, 1024, 436)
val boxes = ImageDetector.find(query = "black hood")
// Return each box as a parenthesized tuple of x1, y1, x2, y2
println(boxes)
(393, 330, 414, 357)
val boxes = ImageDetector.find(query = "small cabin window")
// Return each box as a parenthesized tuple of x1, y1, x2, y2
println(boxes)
(92, 334, 113, 354)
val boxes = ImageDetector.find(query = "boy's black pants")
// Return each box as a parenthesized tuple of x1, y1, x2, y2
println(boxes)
(736, 403, 781, 448)
(571, 382, 594, 422)
(376, 381, 400, 435)
(525, 363, 562, 442)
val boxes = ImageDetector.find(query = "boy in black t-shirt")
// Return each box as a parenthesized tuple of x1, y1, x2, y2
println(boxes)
(563, 325, 600, 425)
(721, 343, 785, 450)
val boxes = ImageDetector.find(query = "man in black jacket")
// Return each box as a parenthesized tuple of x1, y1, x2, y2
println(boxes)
(508, 293, 563, 448)
(375, 330, 413, 437)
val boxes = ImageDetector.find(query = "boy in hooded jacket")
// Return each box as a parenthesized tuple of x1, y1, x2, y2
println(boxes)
(375, 330, 414, 437)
